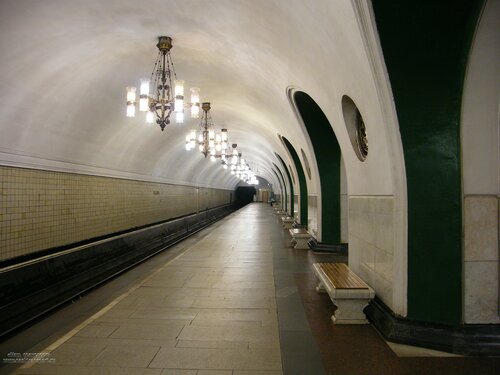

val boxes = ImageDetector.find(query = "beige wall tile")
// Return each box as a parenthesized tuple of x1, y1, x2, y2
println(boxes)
(0, 166, 232, 261)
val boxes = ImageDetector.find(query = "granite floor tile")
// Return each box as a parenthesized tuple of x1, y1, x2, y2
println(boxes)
(110, 323, 184, 340)
(15, 366, 162, 375)
(94, 316, 193, 327)
(49, 342, 108, 366)
(75, 324, 119, 338)
(193, 309, 276, 324)
(68, 336, 177, 348)
(161, 369, 197, 375)
(149, 347, 281, 370)
(178, 325, 279, 343)
(88, 344, 160, 367)
(176, 340, 249, 349)
(191, 298, 275, 310)
(129, 308, 199, 320)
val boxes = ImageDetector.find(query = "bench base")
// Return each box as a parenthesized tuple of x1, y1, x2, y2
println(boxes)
(330, 299, 370, 324)
(313, 263, 374, 325)
(281, 218, 295, 229)
(293, 237, 310, 250)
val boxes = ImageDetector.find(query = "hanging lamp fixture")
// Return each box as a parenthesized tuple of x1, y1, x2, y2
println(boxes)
(126, 36, 200, 131)
(228, 150, 258, 184)
(185, 102, 230, 163)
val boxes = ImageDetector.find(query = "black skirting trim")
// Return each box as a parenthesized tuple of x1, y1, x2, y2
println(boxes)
(365, 297, 500, 356)
(308, 237, 348, 254)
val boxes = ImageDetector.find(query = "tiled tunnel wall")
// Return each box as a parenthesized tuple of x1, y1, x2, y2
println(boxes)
(0, 166, 232, 261)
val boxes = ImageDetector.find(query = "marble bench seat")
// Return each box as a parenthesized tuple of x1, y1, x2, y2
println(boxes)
(313, 262, 375, 324)
(281, 216, 295, 229)
(288, 228, 312, 249)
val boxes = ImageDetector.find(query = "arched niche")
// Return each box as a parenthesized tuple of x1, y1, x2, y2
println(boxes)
(291, 90, 343, 244)
(281, 136, 308, 226)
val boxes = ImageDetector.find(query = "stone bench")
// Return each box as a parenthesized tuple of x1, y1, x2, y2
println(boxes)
(312, 262, 375, 324)
(288, 228, 312, 249)
(281, 216, 295, 229)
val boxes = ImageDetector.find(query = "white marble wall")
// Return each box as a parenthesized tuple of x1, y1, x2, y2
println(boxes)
(349, 196, 395, 310)
(460, 0, 500, 324)
(308, 195, 318, 237)
(463, 196, 500, 323)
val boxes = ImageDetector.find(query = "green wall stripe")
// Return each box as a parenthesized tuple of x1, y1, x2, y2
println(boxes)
(372, 0, 484, 325)
(293, 91, 341, 243)
(275, 154, 294, 216)
(272, 163, 288, 211)
(282, 137, 308, 226)
(272, 168, 285, 206)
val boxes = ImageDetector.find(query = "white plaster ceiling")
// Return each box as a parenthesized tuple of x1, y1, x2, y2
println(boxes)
(0, 0, 403, 196)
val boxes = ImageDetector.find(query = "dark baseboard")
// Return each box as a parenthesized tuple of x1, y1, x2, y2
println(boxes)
(365, 297, 500, 356)
(0, 204, 234, 339)
(308, 237, 348, 254)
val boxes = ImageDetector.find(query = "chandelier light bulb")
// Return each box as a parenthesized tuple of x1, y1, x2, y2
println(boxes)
(126, 86, 137, 102)
(215, 144, 222, 152)
(190, 88, 200, 118)
(210, 155, 216, 162)
(209, 139, 215, 148)
(139, 80, 150, 112)
(185, 142, 191, 151)
(174, 80, 184, 113)
(146, 111, 154, 124)
(126, 104, 136, 118)
(126, 87, 137, 117)
(137, 96, 148, 112)
(199, 145, 204, 151)
(221, 129, 228, 141)
(140, 80, 150, 95)
(176, 111, 184, 123)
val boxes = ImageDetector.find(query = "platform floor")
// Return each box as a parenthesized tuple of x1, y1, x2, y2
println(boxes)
(1, 203, 500, 375)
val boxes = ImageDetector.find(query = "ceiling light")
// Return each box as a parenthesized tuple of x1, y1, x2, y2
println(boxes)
(126, 36, 198, 131)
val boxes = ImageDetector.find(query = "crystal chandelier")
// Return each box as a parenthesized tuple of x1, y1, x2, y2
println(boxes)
(185, 102, 230, 163)
(126, 36, 200, 131)
(229, 151, 259, 184)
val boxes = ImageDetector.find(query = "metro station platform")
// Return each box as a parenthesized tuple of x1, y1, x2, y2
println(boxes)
(1, 204, 499, 375)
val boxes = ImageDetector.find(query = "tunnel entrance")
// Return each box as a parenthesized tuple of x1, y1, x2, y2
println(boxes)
(234, 186, 257, 209)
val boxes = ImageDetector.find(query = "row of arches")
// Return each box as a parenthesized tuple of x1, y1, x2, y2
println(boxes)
(268, 0, 498, 331)
(275, 90, 348, 247)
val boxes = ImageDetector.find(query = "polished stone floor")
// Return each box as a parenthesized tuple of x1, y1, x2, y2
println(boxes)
(2, 203, 500, 375)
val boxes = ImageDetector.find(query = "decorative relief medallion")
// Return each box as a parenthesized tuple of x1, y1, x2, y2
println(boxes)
(355, 111, 368, 160)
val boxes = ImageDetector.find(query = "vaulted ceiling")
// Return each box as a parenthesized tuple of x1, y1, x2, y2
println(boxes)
(0, 0, 399, 195)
